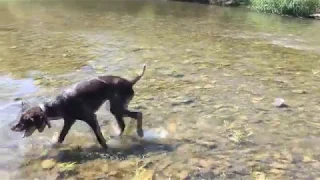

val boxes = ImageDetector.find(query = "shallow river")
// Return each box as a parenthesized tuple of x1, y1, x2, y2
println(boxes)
(1, 0, 320, 179)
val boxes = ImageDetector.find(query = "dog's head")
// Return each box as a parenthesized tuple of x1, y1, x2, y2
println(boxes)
(11, 105, 51, 138)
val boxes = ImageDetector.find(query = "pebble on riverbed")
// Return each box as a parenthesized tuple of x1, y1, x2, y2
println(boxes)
(41, 159, 57, 170)
(171, 96, 195, 106)
(133, 168, 155, 180)
(272, 98, 289, 108)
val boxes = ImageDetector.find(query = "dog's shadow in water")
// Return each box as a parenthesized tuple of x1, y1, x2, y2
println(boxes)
(44, 136, 218, 165)
(44, 135, 175, 164)
(15, 136, 176, 179)
(16, 135, 219, 179)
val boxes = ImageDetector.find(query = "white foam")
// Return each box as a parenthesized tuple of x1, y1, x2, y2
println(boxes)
(142, 128, 168, 141)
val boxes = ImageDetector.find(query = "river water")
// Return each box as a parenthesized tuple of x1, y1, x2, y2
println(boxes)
(1, 0, 320, 179)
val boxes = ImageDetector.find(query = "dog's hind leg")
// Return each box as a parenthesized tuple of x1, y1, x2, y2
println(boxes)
(123, 109, 143, 138)
(110, 99, 144, 138)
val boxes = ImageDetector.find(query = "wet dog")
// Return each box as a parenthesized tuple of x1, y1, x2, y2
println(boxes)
(11, 64, 146, 149)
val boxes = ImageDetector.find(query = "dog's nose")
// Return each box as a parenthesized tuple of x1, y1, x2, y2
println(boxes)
(11, 125, 20, 132)
(11, 126, 17, 131)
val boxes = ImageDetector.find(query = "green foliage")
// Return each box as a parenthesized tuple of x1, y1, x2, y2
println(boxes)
(58, 162, 76, 172)
(250, 0, 320, 17)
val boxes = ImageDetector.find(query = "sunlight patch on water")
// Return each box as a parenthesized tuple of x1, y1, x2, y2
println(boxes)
(0, 76, 37, 101)
(107, 127, 169, 149)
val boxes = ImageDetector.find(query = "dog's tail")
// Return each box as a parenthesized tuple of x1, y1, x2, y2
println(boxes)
(131, 64, 146, 85)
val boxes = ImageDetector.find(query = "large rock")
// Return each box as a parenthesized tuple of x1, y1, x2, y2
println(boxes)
(309, 8, 320, 19)
(209, 0, 240, 6)
(309, 13, 320, 20)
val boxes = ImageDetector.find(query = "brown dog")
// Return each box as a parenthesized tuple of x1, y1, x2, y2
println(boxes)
(11, 64, 146, 149)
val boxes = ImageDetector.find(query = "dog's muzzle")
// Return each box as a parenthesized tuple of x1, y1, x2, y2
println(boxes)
(11, 124, 25, 132)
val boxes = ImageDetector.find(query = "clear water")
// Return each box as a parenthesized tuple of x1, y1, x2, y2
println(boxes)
(1, 0, 320, 179)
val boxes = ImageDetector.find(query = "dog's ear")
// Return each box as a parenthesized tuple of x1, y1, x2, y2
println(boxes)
(44, 114, 52, 129)
(33, 113, 48, 132)
(39, 111, 51, 129)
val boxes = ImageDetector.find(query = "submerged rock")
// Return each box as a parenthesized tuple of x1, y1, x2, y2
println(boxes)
(187, 171, 218, 179)
(198, 159, 216, 168)
(177, 170, 190, 179)
(252, 171, 267, 180)
(292, 89, 307, 94)
(133, 168, 155, 180)
(171, 96, 195, 106)
(230, 164, 249, 175)
(41, 159, 57, 170)
(270, 162, 288, 170)
(269, 168, 285, 175)
(107, 171, 123, 178)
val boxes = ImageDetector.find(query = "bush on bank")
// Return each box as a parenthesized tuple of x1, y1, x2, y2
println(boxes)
(171, 0, 320, 17)
(249, 0, 320, 17)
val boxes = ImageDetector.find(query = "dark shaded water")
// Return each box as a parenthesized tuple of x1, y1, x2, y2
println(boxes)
(1, 0, 320, 179)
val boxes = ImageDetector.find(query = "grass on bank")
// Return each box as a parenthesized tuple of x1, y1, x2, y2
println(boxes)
(249, 0, 320, 17)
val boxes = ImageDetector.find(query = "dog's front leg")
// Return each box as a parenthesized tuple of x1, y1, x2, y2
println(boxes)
(51, 117, 76, 148)
(110, 100, 126, 137)
(57, 117, 76, 144)
(110, 111, 126, 137)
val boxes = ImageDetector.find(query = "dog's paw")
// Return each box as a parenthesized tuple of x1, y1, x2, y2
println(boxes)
(137, 129, 144, 138)
(109, 135, 117, 139)
(101, 143, 109, 149)
(51, 142, 62, 149)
